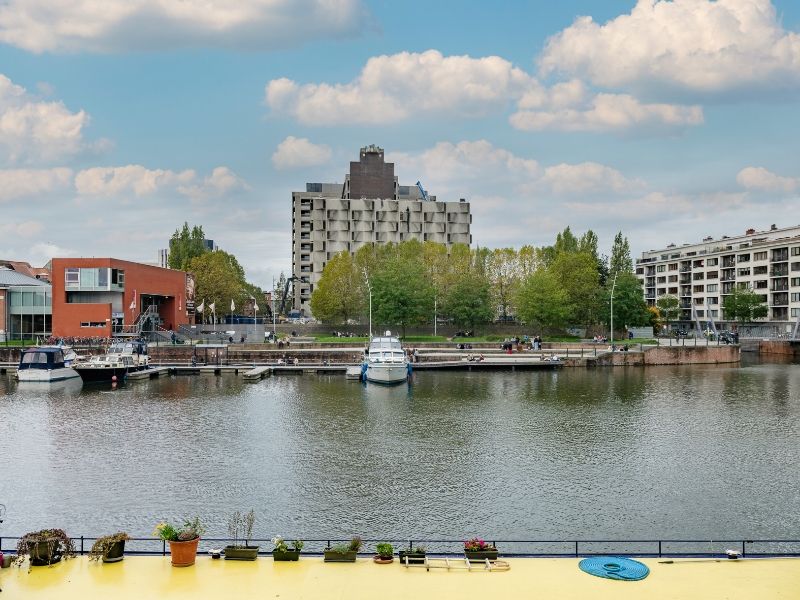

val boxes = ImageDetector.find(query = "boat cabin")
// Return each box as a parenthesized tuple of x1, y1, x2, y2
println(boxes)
(367, 336, 405, 363)
(18, 347, 67, 371)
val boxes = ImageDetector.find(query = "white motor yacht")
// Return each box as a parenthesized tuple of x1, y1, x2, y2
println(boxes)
(16, 347, 81, 382)
(362, 332, 410, 385)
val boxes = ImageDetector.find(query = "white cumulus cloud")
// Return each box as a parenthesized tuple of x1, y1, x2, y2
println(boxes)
(0, 0, 369, 53)
(266, 50, 533, 125)
(539, 0, 800, 94)
(272, 136, 332, 170)
(539, 162, 646, 195)
(0, 167, 73, 202)
(0, 74, 93, 163)
(736, 166, 799, 192)
(74, 164, 248, 200)
(178, 166, 249, 200)
(509, 78, 703, 133)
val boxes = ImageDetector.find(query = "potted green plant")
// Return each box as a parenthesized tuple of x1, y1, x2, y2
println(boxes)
(373, 542, 394, 564)
(223, 510, 259, 560)
(88, 532, 132, 563)
(464, 538, 498, 561)
(398, 545, 427, 565)
(323, 537, 362, 563)
(153, 517, 206, 567)
(14, 529, 76, 567)
(271, 536, 303, 561)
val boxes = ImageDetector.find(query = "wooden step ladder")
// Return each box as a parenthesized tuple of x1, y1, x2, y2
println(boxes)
(401, 555, 511, 572)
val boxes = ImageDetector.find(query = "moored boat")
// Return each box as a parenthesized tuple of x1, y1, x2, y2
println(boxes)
(363, 332, 411, 385)
(16, 347, 81, 383)
(73, 340, 150, 383)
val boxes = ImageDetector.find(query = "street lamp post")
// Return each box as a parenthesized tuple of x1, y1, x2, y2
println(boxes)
(363, 268, 372, 339)
(610, 272, 618, 352)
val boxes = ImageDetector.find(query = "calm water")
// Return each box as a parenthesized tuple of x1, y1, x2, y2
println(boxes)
(1, 358, 799, 546)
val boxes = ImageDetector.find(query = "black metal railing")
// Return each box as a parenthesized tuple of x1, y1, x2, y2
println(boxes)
(1, 536, 798, 558)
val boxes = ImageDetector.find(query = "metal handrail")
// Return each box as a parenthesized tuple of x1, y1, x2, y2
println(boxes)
(1, 536, 798, 558)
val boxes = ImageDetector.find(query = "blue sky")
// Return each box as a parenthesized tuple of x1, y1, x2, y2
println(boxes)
(1, 0, 799, 288)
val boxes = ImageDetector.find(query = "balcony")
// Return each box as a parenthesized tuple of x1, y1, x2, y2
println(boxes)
(770, 267, 788, 277)
(771, 250, 789, 262)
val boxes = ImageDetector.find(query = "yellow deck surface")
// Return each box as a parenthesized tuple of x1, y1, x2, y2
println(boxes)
(2, 555, 799, 599)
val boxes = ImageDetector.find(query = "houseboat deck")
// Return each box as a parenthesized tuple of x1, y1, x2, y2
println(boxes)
(2, 555, 797, 599)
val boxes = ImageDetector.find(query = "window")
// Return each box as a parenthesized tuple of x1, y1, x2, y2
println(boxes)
(693, 285, 704, 293)
(80, 322, 106, 328)
(693, 272, 704, 280)
(65, 268, 79, 287)
(738, 253, 750, 262)
(754, 280, 768, 289)
(792, 308, 800, 317)
(792, 278, 800, 287)
(707, 258, 719, 266)
(754, 251, 768, 261)
(738, 268, 750, 276)
(707, 284, 718, 292)
(706, 271, 718, 279)
(792, 293, 800, 302)
(708, 297, 719, 305)
(792, 262, 800, 271)
(710, 310, 719, 318)
(754, 265, 768, 275)
(791, 246, 800, 256)
(668, 275, 678, 282)
(656, 265, 665, 272)
(668, 263, 678, 270)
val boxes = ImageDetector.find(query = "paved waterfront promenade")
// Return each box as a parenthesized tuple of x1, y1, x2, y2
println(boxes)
(2, 555, 797, 599)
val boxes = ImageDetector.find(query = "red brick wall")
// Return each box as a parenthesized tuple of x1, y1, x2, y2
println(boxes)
(51, 258, 189, 337)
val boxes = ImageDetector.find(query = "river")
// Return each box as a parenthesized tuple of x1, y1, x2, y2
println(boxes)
(1, 357, 798, 550)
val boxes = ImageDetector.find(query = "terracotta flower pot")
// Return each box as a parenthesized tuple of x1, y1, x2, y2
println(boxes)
(169, 538, 200, 567)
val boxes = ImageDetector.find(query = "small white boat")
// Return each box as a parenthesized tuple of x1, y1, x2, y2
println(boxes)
(16, 347, 81, 383)
(363, 332, 410, 385)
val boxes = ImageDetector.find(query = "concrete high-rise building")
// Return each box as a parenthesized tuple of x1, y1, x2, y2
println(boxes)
(291, 145, 472, 316)
(636, 223, 800, 335)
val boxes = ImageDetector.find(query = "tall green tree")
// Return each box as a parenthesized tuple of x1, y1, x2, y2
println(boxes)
(310, 252, 365, 324)
(656, 295, 681, 325)
(609, 231, 633, 278)
(371, 254, 434, 336)
(486, 248, 521, 320)
(600, 272, 651, 332)
(168, 222, 207, 270)
(189, 250, 248, 320)
(516, 269, 571, 330)
(723, 286, 768, 323)
(443, 272, 494, 332)
(550, 251, 602, 327)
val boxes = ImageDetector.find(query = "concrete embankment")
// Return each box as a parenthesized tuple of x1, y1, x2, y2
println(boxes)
(757, 340, 800, 358)
(587, 344, 740, 366)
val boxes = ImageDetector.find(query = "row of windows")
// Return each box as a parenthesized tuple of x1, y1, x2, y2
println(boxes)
(65, 268, 125, 289)
(80, 322, 107, 328)
(9, 290, 51, 307)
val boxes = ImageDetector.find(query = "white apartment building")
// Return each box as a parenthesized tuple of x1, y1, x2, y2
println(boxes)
(291, 145, 472, 316)
(636, 224, 800, 334)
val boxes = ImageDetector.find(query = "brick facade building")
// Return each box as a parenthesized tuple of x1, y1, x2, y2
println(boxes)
(50, 258, 190, 338)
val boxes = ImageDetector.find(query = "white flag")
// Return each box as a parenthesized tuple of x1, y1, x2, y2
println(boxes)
(196, 300, 205, 313)
(129, 290, 136, 311)
(208, 302, 216, 312)
(231, 299, 235, 312)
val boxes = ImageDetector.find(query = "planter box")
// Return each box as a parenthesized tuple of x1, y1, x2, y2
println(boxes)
(272, 549, 300, 561)
(224, 546, 259, 561)
(323, 549, 357, 563)
(464, 549, 498, 562)
(103, 540, 126, 563)
(398, 550, 426, 565)
(28, 540, 63, 566)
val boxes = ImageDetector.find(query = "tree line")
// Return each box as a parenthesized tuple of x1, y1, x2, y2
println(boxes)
(310, 227, 654, 335)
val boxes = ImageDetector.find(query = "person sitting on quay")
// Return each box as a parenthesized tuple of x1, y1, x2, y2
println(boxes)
(293, 357, 299, 366)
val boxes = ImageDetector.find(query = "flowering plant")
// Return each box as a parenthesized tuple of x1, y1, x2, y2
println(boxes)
(272, 536, 304, 552)
(153, 517, 206, 542)
(464, 538, 493, 551)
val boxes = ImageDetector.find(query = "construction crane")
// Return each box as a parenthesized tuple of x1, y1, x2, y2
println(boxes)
(416, 180, 429, 201)
(279, 275, 299, 316)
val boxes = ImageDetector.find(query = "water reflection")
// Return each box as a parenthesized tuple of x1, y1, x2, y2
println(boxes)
(0, 359, 798, 544)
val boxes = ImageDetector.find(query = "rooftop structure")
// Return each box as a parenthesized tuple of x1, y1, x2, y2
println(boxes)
(292, 145, 472, 316)
(636, 224, 800, 333)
